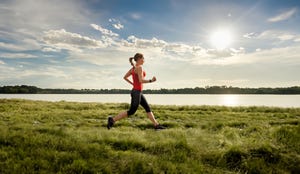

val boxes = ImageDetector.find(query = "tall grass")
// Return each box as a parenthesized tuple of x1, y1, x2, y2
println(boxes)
(0, 99, 299, 173)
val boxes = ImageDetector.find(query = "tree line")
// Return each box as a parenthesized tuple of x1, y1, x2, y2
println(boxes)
(1, 85, 300, 94)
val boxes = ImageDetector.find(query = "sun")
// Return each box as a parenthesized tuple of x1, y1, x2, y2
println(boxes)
(210, 28, 233, 50)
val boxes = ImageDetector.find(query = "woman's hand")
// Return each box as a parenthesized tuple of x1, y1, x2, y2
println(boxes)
(151, 76, 157, 82)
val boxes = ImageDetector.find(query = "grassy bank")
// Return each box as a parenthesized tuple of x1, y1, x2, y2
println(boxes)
(0, 99, 299, 173)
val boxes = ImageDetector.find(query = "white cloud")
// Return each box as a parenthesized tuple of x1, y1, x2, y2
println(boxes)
(109, 18, 124, 30)
(226, 46, 300, 65)
(130, 13, 142, 20)
(243, 32, 256, 39)
(277, 34, 295, 41)
(0, 64, 73, 83)
(113, 23, 124, 30)
(0, 38, 41, 52)
(258, 30, 299, 42)
(119, 35, 248, 65)
(42, 47, 61, 52)
(0, 0, 88, 31)
(43, 29, 104, 51)
(203, 47, 245, 61)
(206, 49, 234, 58)
(268, 8, 297, 22)
(121, 35, 209, 61)
(0, 0, 94, 57)
(186, 45, 300, 66)
(294, 37, 300, 42)
(0, 0, 96, 57)
(0, 42, 25, 51)
(3, 64, 119, 89)
(101, 36, 120, 47)
(12, 67, 68, 79)
(69, 52, 114, 66)
(0, 64, 16, 81)
(123, 36, 201, 54)
(163, 43, 190, 53)
(91, 24, 119, 37)
(0, 60, 5, 65)
(39, 24, 300, 68)
(0, 53, 37, 59)
(124, 36, 167, 48)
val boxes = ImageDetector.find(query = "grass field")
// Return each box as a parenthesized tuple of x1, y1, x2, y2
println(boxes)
(0, 99, 299, 173)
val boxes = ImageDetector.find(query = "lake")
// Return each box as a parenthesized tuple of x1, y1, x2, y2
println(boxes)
(1, 94, 300, 108)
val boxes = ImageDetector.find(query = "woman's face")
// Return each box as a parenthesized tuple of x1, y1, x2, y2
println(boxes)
(137, 57, 144, 65)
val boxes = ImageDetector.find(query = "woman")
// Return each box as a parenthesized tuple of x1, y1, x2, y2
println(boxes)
(107, 53, 165, 130)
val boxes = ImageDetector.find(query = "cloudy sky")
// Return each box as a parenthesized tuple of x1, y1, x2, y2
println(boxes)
(0, 0, 299, 89)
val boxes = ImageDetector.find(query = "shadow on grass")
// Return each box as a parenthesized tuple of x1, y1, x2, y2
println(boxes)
(135, 123, 172, 130)
(100, 122, 172, 130)
(135, 123, 155, 130)
(201, 145, 300, 173)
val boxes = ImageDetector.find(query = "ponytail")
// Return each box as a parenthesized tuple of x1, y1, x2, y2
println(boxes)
(129, 53, 143, 67)
(129, 57, 134, 67)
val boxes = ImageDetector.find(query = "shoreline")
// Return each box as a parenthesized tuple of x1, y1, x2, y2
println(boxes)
(1, 98, 299, 109)
(1, 94, 300, 108)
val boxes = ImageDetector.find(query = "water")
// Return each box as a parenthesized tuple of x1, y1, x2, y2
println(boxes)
(1, 94, 300, 107)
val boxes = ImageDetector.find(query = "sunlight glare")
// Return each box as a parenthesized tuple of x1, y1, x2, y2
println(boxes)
(210, 29, 233, 50)
(220, 95, 239, 106)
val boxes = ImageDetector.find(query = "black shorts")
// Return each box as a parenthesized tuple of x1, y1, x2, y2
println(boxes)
(127, 89, 151, 116)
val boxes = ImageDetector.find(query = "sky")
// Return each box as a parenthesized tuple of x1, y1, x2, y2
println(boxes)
(0, 0, 300, 89)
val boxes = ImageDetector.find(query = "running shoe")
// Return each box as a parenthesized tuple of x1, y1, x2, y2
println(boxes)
(154, 124, 166, 130)
(107, 116, 115, 129)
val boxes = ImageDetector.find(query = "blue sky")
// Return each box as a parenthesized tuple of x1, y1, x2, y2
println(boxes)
(0, 0, 299, 89)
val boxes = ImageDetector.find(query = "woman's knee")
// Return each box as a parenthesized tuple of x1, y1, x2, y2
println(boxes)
(127, 107, 138, 116)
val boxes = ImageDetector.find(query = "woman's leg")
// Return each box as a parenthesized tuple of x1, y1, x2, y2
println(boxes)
(146, 112, 159, 126)
(108, 90, 141, 129)
(127, 90, 141, 115)
(113, 111, 128, 122)
(140, 94, 159, 126)
(114, 90, 141, 122)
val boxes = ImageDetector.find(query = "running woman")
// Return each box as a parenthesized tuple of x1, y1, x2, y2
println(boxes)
(107, 53, 165, 130)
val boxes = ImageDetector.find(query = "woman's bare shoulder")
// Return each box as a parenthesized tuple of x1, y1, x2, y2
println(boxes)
(135, 65, 143, 72)
(135, 65, 142, 69)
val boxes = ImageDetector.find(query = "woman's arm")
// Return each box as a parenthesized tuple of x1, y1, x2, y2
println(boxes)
(136, 66, 156, 83)
(123, 68, 133, 85)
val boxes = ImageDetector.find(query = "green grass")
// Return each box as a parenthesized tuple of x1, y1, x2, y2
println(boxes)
(0, 99, 299, 173)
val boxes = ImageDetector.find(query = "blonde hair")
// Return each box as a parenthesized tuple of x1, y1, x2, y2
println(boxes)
(129, 53, 143, 67)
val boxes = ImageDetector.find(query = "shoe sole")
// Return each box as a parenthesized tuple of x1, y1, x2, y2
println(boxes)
(107, 117, 114, 129)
